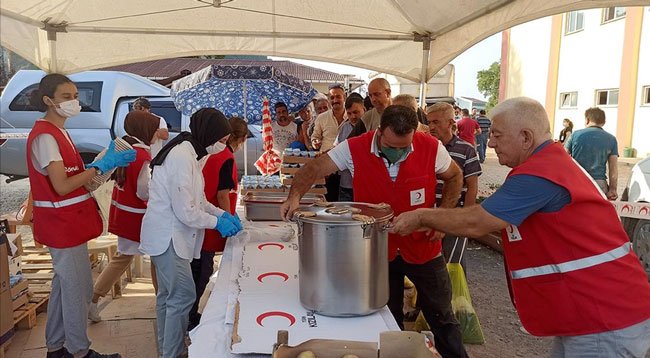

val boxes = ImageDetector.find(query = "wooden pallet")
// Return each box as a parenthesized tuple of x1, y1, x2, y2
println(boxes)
(20, 250, 54, 295)
(13, 294, 49, 330)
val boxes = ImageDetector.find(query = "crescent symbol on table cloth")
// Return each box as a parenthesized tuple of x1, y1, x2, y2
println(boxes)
(257, 243, 285, 251)
(622, 204, 632, 213)
(640, 207, 649, 216)
(257, 272, 289, 282)
(506, 225, 514, 234)
(256, 311, 296, 327)
(416, 192, 422, 200)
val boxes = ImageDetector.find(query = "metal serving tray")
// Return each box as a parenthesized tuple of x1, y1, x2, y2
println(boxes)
(243, 192, 326, 221)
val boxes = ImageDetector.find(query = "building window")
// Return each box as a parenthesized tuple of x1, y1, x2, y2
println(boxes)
(559, 92, 578, 108)
(565, 11, 584, 34)
(602, 7, 626, 23)
(642, 86, 650, 106)
(595, 89, 619, 106)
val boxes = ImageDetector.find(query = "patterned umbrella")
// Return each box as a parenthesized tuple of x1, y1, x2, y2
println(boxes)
(254, 98, 282, 175)
(170, 65, 318, 125)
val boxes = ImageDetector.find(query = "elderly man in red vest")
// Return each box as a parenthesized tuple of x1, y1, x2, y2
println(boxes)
(281, 105, 468, 358)
(391, 97, 650, 357)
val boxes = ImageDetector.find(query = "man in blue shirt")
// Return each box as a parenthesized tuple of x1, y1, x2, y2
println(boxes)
(565, 107, 618, 200)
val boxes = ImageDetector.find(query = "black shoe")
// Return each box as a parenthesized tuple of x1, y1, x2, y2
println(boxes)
(46, 348, 73, 358)
(83, 350, 121, 358)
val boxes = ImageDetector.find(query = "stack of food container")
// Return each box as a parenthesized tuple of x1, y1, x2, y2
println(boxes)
(281, 149, 326, 194)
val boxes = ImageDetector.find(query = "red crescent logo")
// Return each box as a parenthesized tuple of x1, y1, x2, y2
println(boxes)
(256, 311, 296, 327)
(257, 243, 285, 251)
(416, 192, 422, 200)
(506, 225, 514, 234)
(640, 207, 649, 215)
(257, 272, 289, 282)
(622, 204, 632, 213)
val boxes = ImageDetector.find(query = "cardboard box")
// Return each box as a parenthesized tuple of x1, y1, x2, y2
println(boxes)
(0, 289, 13, 338)
(10, 279, 28, 298)
(1, 232, 10, 294)
(8, 256, 21, 276)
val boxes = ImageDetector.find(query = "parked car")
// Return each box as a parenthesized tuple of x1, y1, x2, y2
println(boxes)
(621, 156, 650, 280)
(0, 70, 263, 181)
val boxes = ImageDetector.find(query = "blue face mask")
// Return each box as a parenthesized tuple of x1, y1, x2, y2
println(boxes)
(381, 146, 407, 164)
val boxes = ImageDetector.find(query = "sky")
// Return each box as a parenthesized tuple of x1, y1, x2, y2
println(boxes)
(270, 33, 502, 101)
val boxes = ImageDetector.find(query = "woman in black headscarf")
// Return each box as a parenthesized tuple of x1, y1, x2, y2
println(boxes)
(139, 108, 242, 357)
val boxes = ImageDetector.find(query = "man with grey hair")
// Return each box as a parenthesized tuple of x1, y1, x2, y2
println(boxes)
(360, 78, 392, 131)
(426, 101, 481, 273)
(391, 97, 650, 358)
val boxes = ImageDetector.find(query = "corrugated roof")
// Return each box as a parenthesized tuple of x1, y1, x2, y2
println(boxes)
(101, 58, 364, 84)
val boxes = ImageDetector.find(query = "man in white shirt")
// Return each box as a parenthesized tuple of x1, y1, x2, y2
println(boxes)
(270, 102, 297, 152)
(311, 85, 348, 152)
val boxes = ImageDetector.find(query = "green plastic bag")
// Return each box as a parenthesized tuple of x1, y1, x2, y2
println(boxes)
(414, 262, 485, 344)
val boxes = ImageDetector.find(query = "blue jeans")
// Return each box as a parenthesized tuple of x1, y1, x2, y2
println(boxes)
(151, 242, 196, 358)
(476, 133, 488, 163)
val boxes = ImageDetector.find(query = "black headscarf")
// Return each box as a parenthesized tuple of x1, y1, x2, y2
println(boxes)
(150, 108, 232, 170)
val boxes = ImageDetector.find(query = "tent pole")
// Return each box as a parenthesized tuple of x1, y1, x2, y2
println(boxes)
(46, 29, 58, 73)
(418, 36, 431, 108)
(243, 80, 248, 176)
(42, 19, 67, 73)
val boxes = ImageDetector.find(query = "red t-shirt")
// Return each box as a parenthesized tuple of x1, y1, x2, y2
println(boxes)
(457, 117, 479, 145)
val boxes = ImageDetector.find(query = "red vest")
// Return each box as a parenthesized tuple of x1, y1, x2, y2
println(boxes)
(350, 131, 440, 264)
(108, 145, 150, 242)
(501, 143, 650, 336)
(202, 149, 238, 252)
(26, 120, 103, 248)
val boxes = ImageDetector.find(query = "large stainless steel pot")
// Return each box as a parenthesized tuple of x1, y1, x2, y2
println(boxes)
(294, 202, 393, 316)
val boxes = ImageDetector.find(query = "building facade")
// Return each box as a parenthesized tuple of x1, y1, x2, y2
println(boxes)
(501, 6, 650, 157)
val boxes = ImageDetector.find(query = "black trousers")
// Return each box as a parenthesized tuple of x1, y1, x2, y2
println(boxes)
(442, 235, 469, 277)
(324, 173, 340, 202)
(188, 250, 216, 330)
(388, 255, 468, 358)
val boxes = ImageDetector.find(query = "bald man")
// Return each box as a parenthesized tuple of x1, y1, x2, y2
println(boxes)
(391, 97, 650, 358)
(360, 78, 392, 131)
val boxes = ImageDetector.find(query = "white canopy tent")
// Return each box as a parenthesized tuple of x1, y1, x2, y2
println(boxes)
(2, 0, 648, 102)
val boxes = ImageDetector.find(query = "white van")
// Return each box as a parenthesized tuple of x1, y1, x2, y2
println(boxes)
(0, 70, 262, 181)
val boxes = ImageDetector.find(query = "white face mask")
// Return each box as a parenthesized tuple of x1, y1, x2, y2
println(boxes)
(50, 99, 81, 118)
(206, 141, 227, 154)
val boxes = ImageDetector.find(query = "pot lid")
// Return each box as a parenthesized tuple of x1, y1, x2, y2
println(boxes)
(293, 201, 393, 225)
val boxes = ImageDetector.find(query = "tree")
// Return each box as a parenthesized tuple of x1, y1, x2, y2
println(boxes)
(476, 61, 500, 111)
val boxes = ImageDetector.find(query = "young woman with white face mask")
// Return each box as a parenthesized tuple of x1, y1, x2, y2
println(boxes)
(139, 108, 242, 357)
(188, 116, 247, 330)
(26, 74, 136, 358)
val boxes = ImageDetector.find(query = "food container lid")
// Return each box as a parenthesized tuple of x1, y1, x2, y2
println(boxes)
(294, 201, 393, 225)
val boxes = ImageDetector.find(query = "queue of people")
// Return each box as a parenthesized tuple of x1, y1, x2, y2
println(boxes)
(24, 72, 650, 358)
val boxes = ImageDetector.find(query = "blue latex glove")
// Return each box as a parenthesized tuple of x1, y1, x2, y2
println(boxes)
(215, 213, 239, 237)
(88, 141, 137, 174)
(228, 212, 243, 231)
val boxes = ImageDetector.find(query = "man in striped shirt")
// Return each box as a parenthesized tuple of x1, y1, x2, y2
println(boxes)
(426, 102, 481, 272)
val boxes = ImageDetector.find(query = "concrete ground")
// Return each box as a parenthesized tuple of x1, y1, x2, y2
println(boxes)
(5, 261, 158, 358)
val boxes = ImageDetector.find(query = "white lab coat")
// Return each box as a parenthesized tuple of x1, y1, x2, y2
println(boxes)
(139, 141, 223, 260)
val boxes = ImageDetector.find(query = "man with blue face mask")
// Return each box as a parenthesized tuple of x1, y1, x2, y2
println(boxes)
(281, 105, 467, 358)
